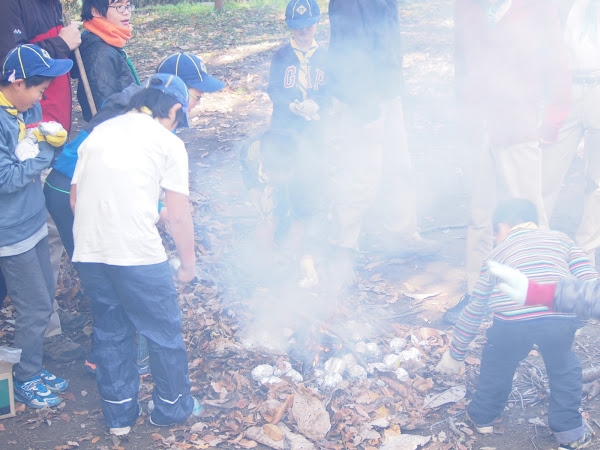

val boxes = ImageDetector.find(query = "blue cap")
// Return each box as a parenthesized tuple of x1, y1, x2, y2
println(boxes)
(145, 74, 190, 128)
(285, 0, 320, 29)
(157, 52, 225, 93)
(1, 44, 72, 82)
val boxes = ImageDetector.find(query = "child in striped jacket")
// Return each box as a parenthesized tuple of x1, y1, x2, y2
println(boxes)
(436, 198, 597, 450)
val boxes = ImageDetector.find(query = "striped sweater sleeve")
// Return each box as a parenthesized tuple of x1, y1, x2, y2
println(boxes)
(449, 268, 494, 361)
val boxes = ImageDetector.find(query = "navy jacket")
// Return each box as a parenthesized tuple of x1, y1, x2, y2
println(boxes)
(267, 42, 328, 132)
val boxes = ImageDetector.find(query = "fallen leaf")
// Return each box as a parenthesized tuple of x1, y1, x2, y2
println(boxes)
(91, 437, 100, 444)
(423, 385, 466, 409)
(379, 434, 431, 450)
(191, 421, 207, 433)
(151, 433, 166, 442)
(291, 387, 331, 441)
(528, 417, 547, 427)
(263, 423, 283, 441)
(403, 291, 441, 301)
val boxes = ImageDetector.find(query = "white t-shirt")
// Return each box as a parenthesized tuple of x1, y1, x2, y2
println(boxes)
(72, 112, 189, 265)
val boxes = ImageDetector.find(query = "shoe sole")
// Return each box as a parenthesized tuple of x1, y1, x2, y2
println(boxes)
(14, 391, 61, 408)
(558, 437, 593, 450)
(109, 426, 131, 436)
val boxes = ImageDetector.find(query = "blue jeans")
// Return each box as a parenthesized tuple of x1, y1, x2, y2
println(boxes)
(74, 261, 194, 428)
(468, 316, 584, 444)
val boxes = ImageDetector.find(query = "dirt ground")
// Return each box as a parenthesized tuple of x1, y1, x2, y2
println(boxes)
(2, 1, 600, 449)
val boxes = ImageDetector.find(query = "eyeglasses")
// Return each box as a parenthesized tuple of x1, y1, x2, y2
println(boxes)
(189, 91, 203, 101)
(108, 3, 135, 13)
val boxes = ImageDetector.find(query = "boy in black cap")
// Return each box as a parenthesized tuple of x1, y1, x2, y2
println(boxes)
(0, 44, 72, 409)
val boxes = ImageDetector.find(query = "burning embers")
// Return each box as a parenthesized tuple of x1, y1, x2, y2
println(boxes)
(288, 324, 344, 375)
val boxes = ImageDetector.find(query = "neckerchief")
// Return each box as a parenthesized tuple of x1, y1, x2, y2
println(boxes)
(83, 17, 131, 48)
(290, 38, 318, 100)
(0, 90, 26, 142)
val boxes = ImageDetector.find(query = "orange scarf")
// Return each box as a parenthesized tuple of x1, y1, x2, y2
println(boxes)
(83, 17, 131, 48)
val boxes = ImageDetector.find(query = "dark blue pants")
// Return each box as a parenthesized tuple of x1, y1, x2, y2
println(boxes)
(74, 261, 194, 428)
(44, 169, 75, 259)
(468, 316, 584, 444)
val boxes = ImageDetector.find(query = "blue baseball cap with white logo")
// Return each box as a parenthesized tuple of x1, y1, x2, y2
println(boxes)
(157, 52, 225, 93)
(1, 44, 72, 81)
(285, 0, 320, 29)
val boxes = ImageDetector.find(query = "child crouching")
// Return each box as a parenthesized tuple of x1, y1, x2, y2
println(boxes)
(436, 198, 597, 450)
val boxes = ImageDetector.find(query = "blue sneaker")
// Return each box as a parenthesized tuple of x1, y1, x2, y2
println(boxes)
(148, 396, 204, 427)
(191, 396, 204, 417)
(14, 376, 61, 408)
(40, 369, 69, 392)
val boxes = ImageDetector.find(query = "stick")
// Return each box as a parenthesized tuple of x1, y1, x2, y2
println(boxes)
(63, 13, 97, 116)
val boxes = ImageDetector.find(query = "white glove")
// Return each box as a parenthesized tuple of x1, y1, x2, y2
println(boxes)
(299, 254, 319, 288)
(487, 261, 528, 306)
(14, 130, 40, 161)
(289, 99, 320, 121)
(435, 351, 464, 375)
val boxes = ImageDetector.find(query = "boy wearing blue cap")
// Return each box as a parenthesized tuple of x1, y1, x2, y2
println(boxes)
(70, 73, 203, 436)
(268, 0, 328, 131)
(0, 44, 72, 409)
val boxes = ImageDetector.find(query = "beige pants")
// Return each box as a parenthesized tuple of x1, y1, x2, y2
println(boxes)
(41, 169, 64, 338)
(328, 97, 418, 250)
(466, 140, 549, 293)
(543, 82, 600, 257)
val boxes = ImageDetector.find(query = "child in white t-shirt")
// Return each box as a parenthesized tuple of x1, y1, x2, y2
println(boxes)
(71, 74, 202, 435)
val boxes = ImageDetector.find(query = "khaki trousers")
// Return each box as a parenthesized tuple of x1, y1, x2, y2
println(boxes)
(328, 97, 418, 250)
(466, 139, 549, 293)
(41, 169, 64, 338)
(543, 82, 600, 258)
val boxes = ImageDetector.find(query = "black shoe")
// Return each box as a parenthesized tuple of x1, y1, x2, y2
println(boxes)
(57, 309, 88, 331)
(442, 294, 470, 325)
(43, 334, 87, 363)
(558, 430, 593, 449)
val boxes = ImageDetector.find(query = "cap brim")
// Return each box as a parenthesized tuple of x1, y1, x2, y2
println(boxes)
(35, 59, 73, 78)
(187, 73, 225, 93)
(286, 16, 320, 29)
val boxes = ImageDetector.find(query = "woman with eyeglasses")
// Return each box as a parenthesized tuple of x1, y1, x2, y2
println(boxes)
(75, 0, 140, 122)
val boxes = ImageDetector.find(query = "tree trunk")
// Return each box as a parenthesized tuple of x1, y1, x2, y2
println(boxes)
(215, 0, 225, 11)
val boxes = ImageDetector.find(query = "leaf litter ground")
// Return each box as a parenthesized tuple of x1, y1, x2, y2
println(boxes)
(2, 1, 600, 449)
